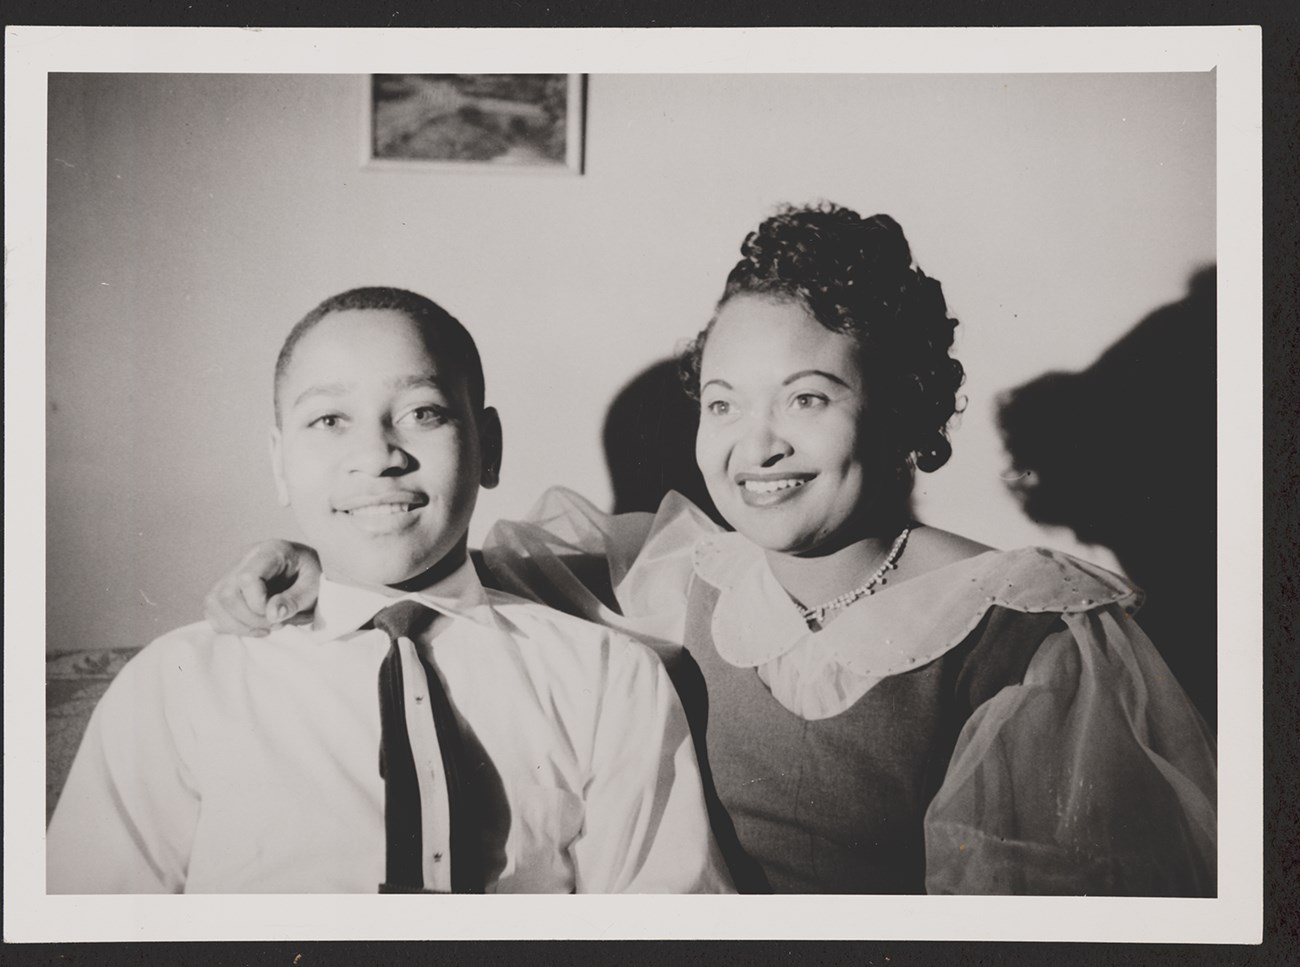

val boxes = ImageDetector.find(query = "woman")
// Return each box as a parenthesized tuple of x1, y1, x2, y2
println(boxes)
(209, 204, 1216, 895)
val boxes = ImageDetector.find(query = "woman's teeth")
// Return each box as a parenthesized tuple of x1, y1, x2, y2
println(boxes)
(742, 478, 806, 495)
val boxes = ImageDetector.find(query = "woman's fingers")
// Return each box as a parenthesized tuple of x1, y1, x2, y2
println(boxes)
(204, 541, 302, 634)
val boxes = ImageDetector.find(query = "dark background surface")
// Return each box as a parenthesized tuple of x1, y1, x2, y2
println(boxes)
(4, 2, 1296, 965)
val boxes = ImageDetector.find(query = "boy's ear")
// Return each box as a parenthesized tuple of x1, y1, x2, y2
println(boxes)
(269, 426, 291, 507)
(478, 406, 503, 490)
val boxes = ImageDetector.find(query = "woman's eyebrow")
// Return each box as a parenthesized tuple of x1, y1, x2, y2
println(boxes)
(700, 378, 734, 393)
(782, 369, 851, 388)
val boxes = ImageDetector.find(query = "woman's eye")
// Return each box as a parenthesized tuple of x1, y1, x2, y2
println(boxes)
(791, 393, 828, 410)
(705, 399, 732, 417)
(309, 414, 344, 430)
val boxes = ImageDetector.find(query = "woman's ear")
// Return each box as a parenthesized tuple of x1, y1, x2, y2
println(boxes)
(269, 426, 291, 507)
(478, 406, 503, 489)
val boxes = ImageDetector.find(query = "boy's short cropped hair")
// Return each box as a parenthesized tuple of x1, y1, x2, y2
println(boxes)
(274, 287, 486, 421)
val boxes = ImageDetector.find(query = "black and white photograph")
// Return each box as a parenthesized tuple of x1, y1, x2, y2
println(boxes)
(4, 26, 1261, 944)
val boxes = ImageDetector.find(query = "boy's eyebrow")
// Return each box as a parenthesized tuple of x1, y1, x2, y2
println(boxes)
(782, 369, 851, 388)
(290, 374, 448, 410)
(291, 382, 350, 409)
(391, 374, 446, 393)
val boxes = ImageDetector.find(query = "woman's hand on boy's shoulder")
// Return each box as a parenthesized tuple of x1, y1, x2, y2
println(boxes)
(204, 540, 322, 636)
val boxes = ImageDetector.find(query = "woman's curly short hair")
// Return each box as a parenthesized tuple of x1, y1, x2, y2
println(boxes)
(680, 203, 965, 474)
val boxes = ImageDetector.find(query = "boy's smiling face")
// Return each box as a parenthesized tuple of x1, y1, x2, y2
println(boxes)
(270, 308, 498, 590)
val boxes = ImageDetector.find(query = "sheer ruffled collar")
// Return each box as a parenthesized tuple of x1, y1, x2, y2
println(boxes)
(691, 530, 1143, 681)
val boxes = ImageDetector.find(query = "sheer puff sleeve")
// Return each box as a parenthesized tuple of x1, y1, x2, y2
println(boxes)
(482, 487, 719, 659)
(924, 602, 1217, 896)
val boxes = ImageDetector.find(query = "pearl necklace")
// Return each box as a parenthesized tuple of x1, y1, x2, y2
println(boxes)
(795, 527, 911, 627)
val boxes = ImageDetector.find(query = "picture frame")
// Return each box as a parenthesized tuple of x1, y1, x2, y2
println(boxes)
(363, 73, 585, 173)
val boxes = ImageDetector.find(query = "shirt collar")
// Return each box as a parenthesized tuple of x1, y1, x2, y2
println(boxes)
(313, 556, 499, 639)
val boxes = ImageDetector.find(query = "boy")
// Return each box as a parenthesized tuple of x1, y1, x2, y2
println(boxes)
(47, 287, 731, 894)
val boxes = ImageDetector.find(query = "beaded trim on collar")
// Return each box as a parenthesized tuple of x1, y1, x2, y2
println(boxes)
(691, 533, 1143, 678)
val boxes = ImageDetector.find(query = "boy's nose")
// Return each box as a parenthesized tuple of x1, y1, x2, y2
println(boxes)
(347, 426, 411, 475)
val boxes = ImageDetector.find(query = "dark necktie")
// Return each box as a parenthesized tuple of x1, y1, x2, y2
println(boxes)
(372, 599, 483, 894)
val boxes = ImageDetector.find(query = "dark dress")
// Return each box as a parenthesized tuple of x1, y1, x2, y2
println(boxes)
(483, 487, 1219, 896)
(680, 585, 1058, 894)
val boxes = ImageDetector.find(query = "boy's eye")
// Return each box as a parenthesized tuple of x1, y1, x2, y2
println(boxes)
(308, 413, 345, 430)
(401, 405, 450, 427)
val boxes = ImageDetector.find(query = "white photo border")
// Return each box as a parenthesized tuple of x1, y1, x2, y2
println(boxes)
(3, 24, 1262, 944)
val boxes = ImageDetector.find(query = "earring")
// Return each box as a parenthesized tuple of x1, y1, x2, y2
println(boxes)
(913, 446, 944, 474)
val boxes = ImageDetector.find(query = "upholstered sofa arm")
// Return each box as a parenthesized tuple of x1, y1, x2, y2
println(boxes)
(46, 648, 140, 823)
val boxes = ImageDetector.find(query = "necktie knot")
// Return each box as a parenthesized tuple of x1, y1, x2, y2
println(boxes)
(371, 599, 437, 642)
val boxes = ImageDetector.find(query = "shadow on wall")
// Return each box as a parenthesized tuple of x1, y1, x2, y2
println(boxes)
(603, 358, 722, 524)
(998, 266, 1217, 729)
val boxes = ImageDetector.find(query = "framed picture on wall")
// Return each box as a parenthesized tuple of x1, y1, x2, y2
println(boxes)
(363, 73, 585, 173)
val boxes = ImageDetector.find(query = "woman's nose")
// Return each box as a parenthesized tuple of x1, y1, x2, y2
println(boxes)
(736, 413, 793, 467)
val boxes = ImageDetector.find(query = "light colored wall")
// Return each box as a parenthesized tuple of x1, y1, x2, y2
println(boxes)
(46, 72, 1214, 653)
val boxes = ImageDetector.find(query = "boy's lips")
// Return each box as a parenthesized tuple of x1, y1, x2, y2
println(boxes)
(334, 492, 429, 517)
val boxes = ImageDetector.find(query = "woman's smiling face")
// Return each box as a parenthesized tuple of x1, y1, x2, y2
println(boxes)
(696, 293, 882, 556)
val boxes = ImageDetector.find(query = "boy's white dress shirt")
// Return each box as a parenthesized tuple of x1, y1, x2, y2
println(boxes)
(47, 559, 732, 894)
